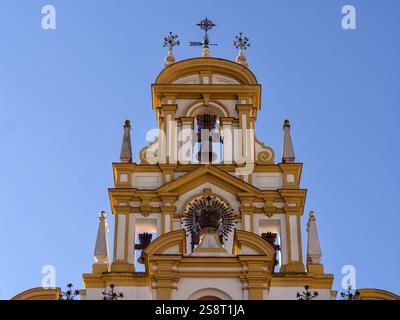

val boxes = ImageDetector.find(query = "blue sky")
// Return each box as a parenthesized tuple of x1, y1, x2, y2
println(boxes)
(1, 0, 399, 299)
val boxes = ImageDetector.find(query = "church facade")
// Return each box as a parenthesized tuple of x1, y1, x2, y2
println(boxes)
(81, 54, 337, 300)
(12, 28, 399, 301)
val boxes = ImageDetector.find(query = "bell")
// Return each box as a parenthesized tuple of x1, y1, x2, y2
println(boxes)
(137, 252, 145, 264)
(134, 233, 153, 264)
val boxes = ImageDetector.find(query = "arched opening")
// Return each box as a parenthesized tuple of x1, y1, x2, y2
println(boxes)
(184, 101, 229, 164)
(188, 288, 233, 300)
(258, 219, 282, 271)
(134, 218, 158, 271)
(198, 296, 222, 300)
(194, 114, 222, 164)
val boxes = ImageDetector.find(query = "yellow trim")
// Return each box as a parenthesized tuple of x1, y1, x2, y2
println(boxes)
(357, 288, 400, 300)
(113, 214, 119, 261)
(154, 57, 258, 85)
(11, 287, 61, 300)
(233, 230, 276, 257)
(270, 274, 334, 289)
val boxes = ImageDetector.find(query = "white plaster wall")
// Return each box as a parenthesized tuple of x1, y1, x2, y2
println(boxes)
(252, 173, 283, 190)
(164, 213, 171, 233)
(172, 278, 244, 300)
(116, 215, 126, 260)
(173, 76, 199, 85)
(289, 215, 299, 262)
(118, 286, 153, 300)
(84, 288, 105, 300)
(268, 287, 333, 300)
(176, 182, 239, 214)
(214, 99, 238, 118)
(132, 172, 162, 189)
(85, 286, 152, 300)
(173, 219, 182, 231)
(175, 99, 197, 117)
(128, 214, 135, 264)
(212, 74, 240, 85)
(244, 214, 251, 232)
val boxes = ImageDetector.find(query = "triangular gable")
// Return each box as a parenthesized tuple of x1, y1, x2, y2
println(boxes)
(157, 165, 260, 196)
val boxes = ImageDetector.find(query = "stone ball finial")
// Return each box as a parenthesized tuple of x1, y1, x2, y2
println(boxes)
(124, 119, 131, 128)
(309, 211, 315, 218)
(284, 119, 291, 127)
(100, 211, 107, 218)
(165, 49, 176, 67)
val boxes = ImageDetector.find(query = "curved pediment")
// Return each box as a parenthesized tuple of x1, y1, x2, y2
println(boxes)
(155, 58, 258, 85)
(144, 229, 186, 257)
(157, 165, 259, 196)
(233, 230, 276, 258)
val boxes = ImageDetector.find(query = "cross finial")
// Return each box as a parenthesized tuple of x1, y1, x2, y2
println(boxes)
(234, 33, 250, 67)
(163, 32, 180, 67)
(163, 32, 180, 50)
(234, 32, 250, 51)
(197, 17, 216, 34)
(190, 18, 217, 57)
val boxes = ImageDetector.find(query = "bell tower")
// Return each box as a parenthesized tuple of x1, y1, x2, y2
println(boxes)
(82, 19, 335, 300)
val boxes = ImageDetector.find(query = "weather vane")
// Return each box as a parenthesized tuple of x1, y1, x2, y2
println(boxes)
(190, 17, 217, 57)
(234, 32, 250, 67)
(163, 32, 180, 67)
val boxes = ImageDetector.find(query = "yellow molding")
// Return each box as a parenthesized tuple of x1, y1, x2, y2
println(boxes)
(157, 165, 260, 194)
(83, 272, 149, 288)
(154, 57, 258, 85)
(11, 287, 61, 300)
(145, 229, 186, 257)
(233, 230, 276, 257)
(270, 274, 334, 289)
(113, 162, 289, 175)
(357, 288, 400, 300)
(153, 84, 261, 108)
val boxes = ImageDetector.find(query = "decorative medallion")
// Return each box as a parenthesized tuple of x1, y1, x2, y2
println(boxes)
(183, 195, 235, 242)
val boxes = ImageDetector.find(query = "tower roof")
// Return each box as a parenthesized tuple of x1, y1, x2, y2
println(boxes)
(154, 57, 259, 85)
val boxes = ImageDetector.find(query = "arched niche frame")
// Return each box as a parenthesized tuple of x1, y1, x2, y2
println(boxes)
(184, 101, 230, 119)
(187, 288, 233, 300)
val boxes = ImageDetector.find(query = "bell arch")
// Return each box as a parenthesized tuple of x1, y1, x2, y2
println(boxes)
(185, 101, 229, 118)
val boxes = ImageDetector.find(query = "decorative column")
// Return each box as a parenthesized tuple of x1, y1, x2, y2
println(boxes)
(162, 104, 178, 164)
(240, 202, 256, 233)
(160, 205, 176, 234)
(236, 103, 255, 176)
(179, 117, 194, 164)
(220, 117, 234, 164)
(150, 259, 180, 300)
(111, 208, 134, 272)
(239, 257, 270, 300)
(283, 208, 305, 273)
